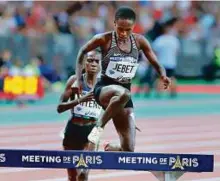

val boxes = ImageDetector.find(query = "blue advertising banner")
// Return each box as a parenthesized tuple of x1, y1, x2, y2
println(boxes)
(0, 149, 214, 172)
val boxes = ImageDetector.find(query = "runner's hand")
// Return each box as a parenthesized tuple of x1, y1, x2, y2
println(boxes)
(71, 79, 83, 98)
(160, 76, 171, 90)
(78, 92, 94, 103)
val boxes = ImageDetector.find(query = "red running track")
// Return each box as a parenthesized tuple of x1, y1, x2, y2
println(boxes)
(0, 115, 219, 181)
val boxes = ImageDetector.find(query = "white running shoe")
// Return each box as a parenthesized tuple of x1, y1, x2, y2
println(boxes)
(88, 126, 104, 145)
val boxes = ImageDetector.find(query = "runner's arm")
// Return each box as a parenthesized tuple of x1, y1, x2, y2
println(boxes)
(75, 34, 105, 82)
(57, 75, 80, 113)
(138, 35, 166, 78)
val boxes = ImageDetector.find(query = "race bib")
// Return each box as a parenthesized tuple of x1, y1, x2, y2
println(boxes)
(105, 61, 139, 82)
(72, 92, 102, 119)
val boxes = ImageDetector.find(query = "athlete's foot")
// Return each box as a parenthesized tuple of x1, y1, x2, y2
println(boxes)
(87, 126, 104, 151)
(103, 142, 122, 152)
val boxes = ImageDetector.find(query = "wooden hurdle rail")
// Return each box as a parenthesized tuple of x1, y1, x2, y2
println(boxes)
(0, 149, 214, 181)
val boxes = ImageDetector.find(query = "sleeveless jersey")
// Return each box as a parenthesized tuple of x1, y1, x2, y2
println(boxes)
(102, 31, 139, 84)
(71, 74, 102, 120)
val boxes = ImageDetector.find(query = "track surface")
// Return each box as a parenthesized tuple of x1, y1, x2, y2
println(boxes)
(0, 92, 220, 181)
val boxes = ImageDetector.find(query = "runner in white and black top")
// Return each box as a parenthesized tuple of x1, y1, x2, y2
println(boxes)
(57, 50, 102, 181)
(74, 6, 171, 152)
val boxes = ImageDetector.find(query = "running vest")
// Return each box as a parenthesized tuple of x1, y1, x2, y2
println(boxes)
(71, 74, 102, 120)
(102, 31, 139, 84)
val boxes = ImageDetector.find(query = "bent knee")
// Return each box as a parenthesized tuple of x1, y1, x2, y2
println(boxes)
(119, 89, 131, 103)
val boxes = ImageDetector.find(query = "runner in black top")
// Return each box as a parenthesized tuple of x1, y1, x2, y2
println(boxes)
(74, 7, 171, 152)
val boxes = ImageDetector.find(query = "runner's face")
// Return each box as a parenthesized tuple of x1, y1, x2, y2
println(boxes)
(85, 51, 101, 74)
(115, 19, 134, 41)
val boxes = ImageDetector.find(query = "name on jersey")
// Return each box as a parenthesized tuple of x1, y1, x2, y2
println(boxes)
(79, 100, 101, 109)
(73, 97, 102, 119)
(112, 63, 135, 73)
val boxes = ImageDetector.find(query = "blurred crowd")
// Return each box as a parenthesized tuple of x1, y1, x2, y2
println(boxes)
(0, 49, 61, 92)
(0, 1, 220, 92)
(0, 1, 219, 40)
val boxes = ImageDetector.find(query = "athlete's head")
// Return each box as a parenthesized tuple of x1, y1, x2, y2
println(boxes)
(114, 6, 136, 41)
(84, 50, 101, 75)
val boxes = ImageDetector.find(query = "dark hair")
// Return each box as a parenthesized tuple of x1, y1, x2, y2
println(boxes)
(115, 6, 136, 22)
(82, 68, 86, 74)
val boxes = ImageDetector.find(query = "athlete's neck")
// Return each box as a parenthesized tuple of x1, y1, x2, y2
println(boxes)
(115, 33, 129, 44)
(85, 73, 97, 88)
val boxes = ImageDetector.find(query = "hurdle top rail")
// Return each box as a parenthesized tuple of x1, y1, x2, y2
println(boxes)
(0, 149, 214, 181)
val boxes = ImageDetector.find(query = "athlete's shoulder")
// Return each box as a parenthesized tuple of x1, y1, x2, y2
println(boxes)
(133, 33, 148, 42)
(133, 33, 151, 50)
(66, 75, 77, 87)
(132, 33, 146, 49)
(94, 32, 112, 42)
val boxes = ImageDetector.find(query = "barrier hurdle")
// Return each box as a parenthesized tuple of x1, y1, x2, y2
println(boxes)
(0, 149, 214, 181)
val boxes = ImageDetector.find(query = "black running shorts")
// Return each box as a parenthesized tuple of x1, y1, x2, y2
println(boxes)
(93, 76, 133, 109)
(63, 120, 96, 148)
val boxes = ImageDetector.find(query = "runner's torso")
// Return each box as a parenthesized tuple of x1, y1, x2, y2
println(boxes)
(101, 31, 139, 84)
(71, 74, 102, 121)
